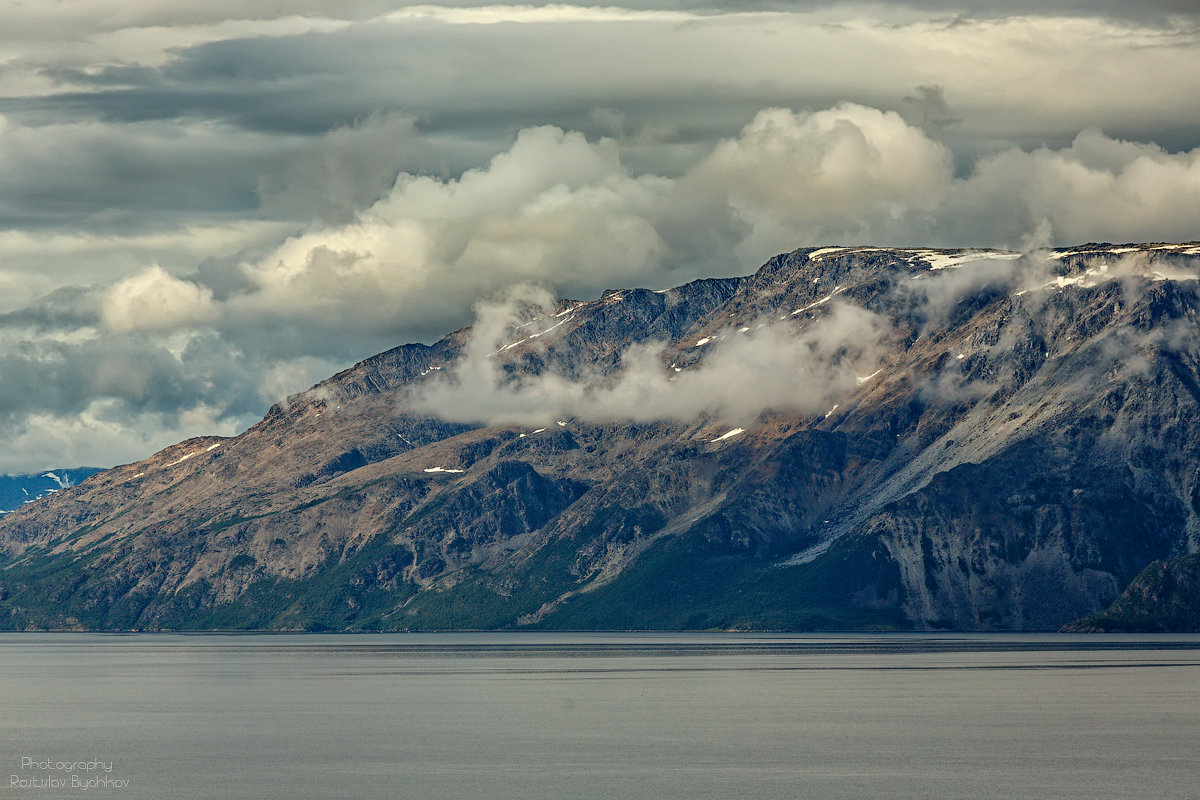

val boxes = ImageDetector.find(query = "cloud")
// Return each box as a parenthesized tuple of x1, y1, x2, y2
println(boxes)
(227, 104, 954, 349)
(0, 113, 439, 236)
(1, 6, 1198, 258)
(255, 112, 438, 224)
(232, 125, 678, 345)
(939, 129, 1200, 245)
(0, 117, 266, 230)
(10, 7, 1200, 155)
(901, 85, 961, 132)
(101, 265, 217, 332)
(227, 105, 1200, 353)
(0, 331, 246, 421)
(688, 104, 955, 257)
(409, 286, 892, 427)
(0, 223, 294, 296)
(0, 322, 297, 473)
(696, 104, 953, 218)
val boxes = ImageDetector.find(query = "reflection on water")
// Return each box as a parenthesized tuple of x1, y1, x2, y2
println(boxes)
(2, 633, 1199, 800)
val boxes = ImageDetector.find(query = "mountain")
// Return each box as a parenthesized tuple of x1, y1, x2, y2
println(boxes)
(1063, 554, 1200, 632)
(0, 469, 104, 514)
(1, 243, 1198, 632)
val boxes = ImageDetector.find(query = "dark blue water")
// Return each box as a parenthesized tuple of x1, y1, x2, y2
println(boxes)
(2, 632, 1198, 799)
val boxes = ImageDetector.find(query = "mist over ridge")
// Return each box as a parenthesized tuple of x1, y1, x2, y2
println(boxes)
(404, 244, 1199, 432)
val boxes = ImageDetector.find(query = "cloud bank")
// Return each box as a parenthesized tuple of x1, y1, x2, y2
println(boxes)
(2, 1, 1200, 471)
(225, 104, 1200, 346)
(6, 102, 1200, 472)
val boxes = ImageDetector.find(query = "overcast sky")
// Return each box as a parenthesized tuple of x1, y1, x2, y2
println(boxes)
(1, 0, 1199, 472)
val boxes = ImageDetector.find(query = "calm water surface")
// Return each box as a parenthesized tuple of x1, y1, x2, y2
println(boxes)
(2, 632, 1198, 799)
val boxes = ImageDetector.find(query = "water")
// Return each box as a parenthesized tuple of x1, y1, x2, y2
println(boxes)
(2, 633, 1198, 799)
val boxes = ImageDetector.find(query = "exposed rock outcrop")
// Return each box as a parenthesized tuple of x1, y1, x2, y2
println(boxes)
(1064, 554, 1200, 632)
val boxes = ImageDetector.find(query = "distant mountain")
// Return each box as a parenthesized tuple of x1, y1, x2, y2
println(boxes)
(0, 469, 104, 514)
(1, 243, 1198, 632)
(1064, 554, 1200, 632)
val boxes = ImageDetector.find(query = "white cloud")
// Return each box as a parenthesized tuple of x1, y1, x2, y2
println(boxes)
(233, 105, 948, 340)
(695, 104, 953, 218)
(101, 265, 217, 333)
(238, 125, 675, 334)
(257, 356, 346, 405)
(941, 129, 1200, 245)
(409, 287, 892, 427)
(689, 104, 955, 256)
(216, 103, 1200, 351)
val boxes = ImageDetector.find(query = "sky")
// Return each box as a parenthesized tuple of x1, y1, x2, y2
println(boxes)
(1, 0, 1199, 472)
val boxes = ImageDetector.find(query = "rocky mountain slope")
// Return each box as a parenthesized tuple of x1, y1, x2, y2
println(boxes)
(1063, 554, 1200, 632)
(1, 243, 1198, 631)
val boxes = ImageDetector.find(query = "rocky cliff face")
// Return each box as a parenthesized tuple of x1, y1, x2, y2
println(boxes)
(1, 243, 1198, 631)
(1063, 554, 1200, 632)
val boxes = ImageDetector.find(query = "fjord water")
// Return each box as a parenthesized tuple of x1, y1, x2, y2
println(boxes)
(2, 634, 1198, 800)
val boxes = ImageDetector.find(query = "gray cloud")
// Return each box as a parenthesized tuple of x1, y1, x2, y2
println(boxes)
(0, 331, 259, 423)
(0, 287, 100, 332)
(1, 4, 1197, 243)
(0, 322, 334, 472)
(0, 113, 439, 234)
(256, 113, 439, 225)
(901, 85, 961, 133)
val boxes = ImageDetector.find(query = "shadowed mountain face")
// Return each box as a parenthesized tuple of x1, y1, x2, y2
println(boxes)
(1, 243, 1198, 632)
(1064, 554, 1200, 632)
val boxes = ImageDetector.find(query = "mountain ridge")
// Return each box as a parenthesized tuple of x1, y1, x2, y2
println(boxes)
(1, 242, 1198, 631)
